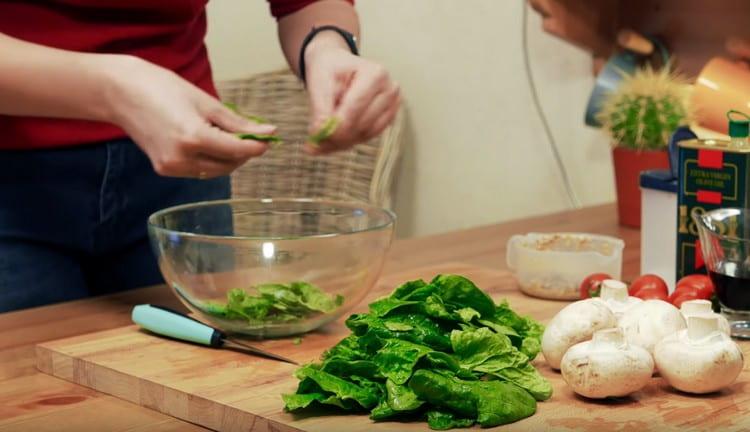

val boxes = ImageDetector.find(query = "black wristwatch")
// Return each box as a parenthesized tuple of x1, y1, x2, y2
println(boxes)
(298, 25, 359, 85)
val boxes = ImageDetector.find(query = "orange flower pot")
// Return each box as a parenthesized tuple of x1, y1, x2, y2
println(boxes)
(612, 147, 670, 228)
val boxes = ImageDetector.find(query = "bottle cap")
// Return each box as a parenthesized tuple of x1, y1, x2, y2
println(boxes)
(727, 110, 750, 138)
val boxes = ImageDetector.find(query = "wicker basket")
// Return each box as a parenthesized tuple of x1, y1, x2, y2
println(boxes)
(216, 69, 404, 208)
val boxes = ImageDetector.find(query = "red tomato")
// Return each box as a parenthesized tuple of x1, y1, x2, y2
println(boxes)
(669, 290, 703, 308)
(629, 274, 668, 297)
(579, 273, 611, 299)
(675, 274, 714, 299)
(632, 287, 669, 302)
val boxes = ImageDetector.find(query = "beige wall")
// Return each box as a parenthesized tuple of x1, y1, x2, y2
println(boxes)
(205, 0, 615, 238)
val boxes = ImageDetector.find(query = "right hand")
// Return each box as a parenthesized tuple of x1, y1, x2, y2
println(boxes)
(107, 56, 276, 179)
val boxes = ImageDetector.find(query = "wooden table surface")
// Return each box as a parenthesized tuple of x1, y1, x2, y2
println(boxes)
(0, 204, 640, 431)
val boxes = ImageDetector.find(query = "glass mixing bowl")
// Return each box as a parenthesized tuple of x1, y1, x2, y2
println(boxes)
(147, 198, 395, 337)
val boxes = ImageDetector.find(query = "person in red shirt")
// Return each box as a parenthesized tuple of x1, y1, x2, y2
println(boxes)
(0, 0, 401, 311)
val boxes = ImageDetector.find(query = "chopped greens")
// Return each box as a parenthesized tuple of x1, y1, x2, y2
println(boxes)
(223, 102, 282, 145)
(235, 132, 283, 144)
(204, 282, 343, 324)
(282, 274, 550, 429)
(223, 102, 269, 124)
(308, 117, 340, 145)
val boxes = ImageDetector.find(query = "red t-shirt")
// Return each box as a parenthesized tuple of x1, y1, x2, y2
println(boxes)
(0, 0, 339, 149)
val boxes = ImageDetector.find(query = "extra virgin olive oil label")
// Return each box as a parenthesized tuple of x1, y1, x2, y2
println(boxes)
(677, 138, 750, 280)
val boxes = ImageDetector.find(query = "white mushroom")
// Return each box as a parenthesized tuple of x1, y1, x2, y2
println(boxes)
(598, 279, 642, 320)
(618, 299, 686, 356)
(654, 315, 744, 394)
(542, 298, 617, 370)
(680, 299, 731, 335)
(561, 327, 653, 398)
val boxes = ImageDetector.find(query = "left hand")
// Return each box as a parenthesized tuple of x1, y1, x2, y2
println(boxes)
(303, 32, 401, 154)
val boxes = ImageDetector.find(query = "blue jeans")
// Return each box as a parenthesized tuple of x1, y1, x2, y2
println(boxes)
(0, 139, 230, 312)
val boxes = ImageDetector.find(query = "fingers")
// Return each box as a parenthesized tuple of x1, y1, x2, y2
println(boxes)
(151, 123, 267, 178)
(191, 154, 245, 179)
(204, 100, 277, 135)
(360, 92, 400, 142)
(331, 65, 390, 141)
(308, 82, 400, 155)
(354, 83, 400, 137)
(192, 125, 268, 160)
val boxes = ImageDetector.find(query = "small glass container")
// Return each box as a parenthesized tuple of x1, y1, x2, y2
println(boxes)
(506, 233, 624, 300)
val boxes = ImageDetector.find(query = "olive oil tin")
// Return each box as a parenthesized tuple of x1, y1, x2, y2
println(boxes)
(677, 138, 750, 280)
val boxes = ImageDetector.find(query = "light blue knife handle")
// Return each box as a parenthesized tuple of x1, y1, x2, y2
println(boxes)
(132, 304, 218, 346)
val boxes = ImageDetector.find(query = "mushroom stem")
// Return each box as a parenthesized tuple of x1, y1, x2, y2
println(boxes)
(681, 299, 712, 316)
(600, 279, 628, 302)
(592, 327, 626, 347)
(687, 315, 719, 340)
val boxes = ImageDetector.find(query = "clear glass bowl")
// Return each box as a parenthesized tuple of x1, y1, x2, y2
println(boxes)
(147, 198, 395, 337)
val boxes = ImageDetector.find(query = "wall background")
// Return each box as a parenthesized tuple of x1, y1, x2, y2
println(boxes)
(205, 0, 615, 237)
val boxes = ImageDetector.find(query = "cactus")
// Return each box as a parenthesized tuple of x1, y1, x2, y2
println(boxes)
(598, 65, 692, 150)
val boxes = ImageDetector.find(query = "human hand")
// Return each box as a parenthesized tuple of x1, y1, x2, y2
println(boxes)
(107, 56, 277, 178)
(303, 32, 400, 154)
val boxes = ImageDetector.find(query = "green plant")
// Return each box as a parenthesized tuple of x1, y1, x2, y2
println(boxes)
(282, 274, 551, 430)
(598, 65, 692, 150)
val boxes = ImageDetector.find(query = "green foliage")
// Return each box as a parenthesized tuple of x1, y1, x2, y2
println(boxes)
(282, 274, 550, 429)
(308, 117, 340, 145)
(203, 282, 342, 324)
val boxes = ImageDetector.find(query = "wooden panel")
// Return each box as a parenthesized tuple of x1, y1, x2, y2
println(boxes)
(36, 264, 750, 432)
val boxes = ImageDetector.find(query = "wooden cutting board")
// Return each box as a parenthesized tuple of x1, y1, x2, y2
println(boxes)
(36, 263, 750, 432)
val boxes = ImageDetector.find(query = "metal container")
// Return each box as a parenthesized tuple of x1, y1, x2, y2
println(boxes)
(676, 138, 750, 280)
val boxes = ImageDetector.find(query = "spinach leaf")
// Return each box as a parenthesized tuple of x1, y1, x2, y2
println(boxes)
(347, 313, 451, 352)
(385, 379, 424, 412)
(450, 327, 513, 369)
(369, 401, 397, 420)
(283, 274, 550, 429)
(518, 317, 544, 360)
(369, 297, 420, 317)
(223, 102, 269, 124)
(426, 410, 475, 430)
(487, 363, 553, 402)
(409, 370, 537, 427)
(321, 358, 381, 381)
(322, 335, 364, 361)
(204, 282, 341, 324)
(390, 279, 429, 299)
(454, 307, 480, 323)
(450, 328, 550, 400)
(293, 365, 380, 409)
(431, 275, 495, 317)
(282, 392, 357, 411)
(236, 132, 282, 143)
(373, 339, 433, 384)
(422, 295, 454, 320)
(384, 322, 413, 331)
(308, 117, 340, 145)
(289, 281, 344, 313)
(477, 319, 520, 338)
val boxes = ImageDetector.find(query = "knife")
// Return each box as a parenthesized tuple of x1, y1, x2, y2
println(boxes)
(131, 304, 298, 365)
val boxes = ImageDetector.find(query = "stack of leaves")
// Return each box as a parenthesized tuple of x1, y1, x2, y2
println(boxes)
(282, 275, 551, 430)
(204, 282, 343, 324)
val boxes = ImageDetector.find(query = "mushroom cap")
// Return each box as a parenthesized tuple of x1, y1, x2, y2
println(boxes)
(561, 328, 653, 398)
(654, 318, 744, 394)
(618, 299, 686, 355)
(542, 298, 617, 369)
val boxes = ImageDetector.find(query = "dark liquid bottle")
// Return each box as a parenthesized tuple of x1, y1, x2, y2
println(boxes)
(709, 269, 750, 311)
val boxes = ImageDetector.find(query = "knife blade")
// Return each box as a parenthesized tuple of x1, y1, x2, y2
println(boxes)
(131, 304, 298, 365)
